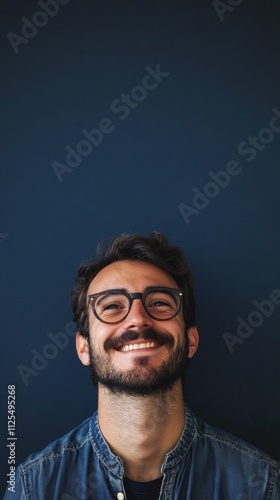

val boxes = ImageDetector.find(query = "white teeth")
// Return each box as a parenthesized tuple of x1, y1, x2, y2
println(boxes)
(121, 342, 155, 352)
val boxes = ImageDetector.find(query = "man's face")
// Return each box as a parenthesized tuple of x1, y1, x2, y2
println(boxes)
(76, 260, 198, 396)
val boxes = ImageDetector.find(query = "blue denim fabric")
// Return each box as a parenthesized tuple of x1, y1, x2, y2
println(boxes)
(4, 405, 280, 499)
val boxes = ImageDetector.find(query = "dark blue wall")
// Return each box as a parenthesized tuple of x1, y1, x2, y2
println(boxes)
(1, 0, 280, 495)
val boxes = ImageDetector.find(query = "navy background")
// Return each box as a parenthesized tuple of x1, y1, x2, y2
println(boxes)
(1, 0, 280, 495)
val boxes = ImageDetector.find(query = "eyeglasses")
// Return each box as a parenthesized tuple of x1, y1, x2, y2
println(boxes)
(88, 287, 183, 324)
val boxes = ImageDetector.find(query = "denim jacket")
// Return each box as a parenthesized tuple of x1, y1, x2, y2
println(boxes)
(4, 405, 280, 500)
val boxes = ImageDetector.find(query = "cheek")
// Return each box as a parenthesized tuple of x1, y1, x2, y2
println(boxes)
(175, 320, 187, 346)
(175, 314, 186, 334)
(88, 320, 116, 347)
(88, 313, 103, 335)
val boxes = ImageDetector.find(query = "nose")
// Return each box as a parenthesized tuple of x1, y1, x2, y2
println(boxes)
(122, 297, 154, 330)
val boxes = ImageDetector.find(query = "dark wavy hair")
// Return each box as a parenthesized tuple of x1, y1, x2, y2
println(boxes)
(71, 232, 195, 338)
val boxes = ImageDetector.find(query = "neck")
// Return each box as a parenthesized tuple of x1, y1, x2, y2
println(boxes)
(97, 380, 186, 481)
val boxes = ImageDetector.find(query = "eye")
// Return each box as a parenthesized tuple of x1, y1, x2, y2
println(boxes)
(103, 301, 124, 311)
(150, 299, 170, 307)
(146, 291, 178, 312)
(95, 293, 129, 317)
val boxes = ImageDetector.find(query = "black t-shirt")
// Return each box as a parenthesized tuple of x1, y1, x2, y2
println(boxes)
(123, 476, 163, 500)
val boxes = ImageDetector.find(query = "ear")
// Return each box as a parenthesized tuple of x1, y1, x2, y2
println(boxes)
(76, 332, 90, 366)
(187, 326, 199, 358)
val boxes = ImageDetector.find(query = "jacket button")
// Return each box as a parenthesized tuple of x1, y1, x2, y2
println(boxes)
(117, 493, 124, 500)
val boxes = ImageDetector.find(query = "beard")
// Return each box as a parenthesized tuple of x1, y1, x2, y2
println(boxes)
(88, 327, 190, 396)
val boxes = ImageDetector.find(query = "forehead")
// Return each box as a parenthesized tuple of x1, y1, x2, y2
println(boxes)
(88, 260, 178, 294)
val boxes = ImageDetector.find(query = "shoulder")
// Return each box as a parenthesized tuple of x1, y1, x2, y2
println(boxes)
(190, 407, 279, 469)
(179, 407, 280, 499)
(19, 412, 96, 473)
(4, 412, 104, 499)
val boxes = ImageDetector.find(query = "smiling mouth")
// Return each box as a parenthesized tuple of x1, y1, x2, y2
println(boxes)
(105, 329, 173, 354)
(114, 340, 162, 352)
(121, 342, 155, 352)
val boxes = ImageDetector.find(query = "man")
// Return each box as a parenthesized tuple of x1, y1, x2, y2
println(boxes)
(5, 232, 280, 499)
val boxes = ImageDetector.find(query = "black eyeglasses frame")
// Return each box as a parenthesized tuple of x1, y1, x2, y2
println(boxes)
(88, 286, 183, 324)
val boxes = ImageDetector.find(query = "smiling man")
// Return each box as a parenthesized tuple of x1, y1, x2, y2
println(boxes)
(5, 232, 280, 499)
